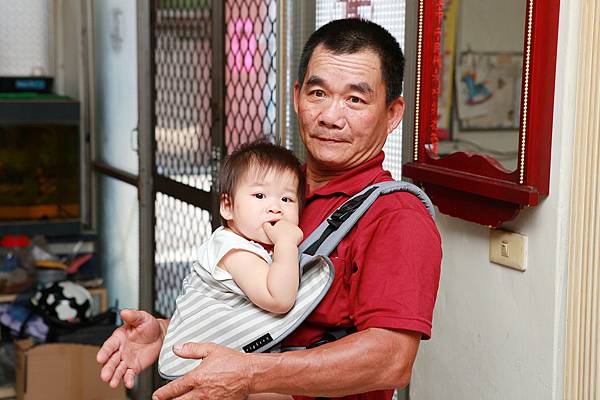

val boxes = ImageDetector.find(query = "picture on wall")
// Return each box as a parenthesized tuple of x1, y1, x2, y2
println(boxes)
(455, 51, 523, 130)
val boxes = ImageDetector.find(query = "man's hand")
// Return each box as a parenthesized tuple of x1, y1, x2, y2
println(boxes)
(152, 343, 253, 400)
(96, 309, 165, 389)
(263, 220, 303, 246)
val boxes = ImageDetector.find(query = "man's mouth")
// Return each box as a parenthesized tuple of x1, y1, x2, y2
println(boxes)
(314, 136, 347, 143)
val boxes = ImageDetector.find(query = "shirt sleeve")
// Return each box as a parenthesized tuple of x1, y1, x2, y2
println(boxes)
(348, 208, 442, 339)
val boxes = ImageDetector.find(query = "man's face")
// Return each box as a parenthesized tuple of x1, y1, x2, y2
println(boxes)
(220, 168, 300, 246)
(294, 45, 404, 172)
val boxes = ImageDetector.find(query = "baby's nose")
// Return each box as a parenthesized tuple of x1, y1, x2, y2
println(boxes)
(268, 204, 282, 214)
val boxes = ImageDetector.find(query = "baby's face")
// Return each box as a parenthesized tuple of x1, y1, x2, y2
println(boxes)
(220, 168, 300, 245)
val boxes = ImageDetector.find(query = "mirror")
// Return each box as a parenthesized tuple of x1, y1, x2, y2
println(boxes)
(403, 0, 560, 227)
(436, 0, 525, 172)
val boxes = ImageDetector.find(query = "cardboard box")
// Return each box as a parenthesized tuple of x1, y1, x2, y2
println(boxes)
(15, 339, 126, 400)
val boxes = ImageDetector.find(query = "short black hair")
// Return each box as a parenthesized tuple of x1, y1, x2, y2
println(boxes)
(219, 140, 306, 226)
(297, 18, 404, 106)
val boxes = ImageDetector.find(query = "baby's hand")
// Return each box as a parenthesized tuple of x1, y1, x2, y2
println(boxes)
(263, 220, 303, 246)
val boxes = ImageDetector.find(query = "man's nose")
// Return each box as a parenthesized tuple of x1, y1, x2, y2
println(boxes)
(318, 99, 346, 130)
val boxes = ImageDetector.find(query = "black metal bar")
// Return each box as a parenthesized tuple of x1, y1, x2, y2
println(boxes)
(135, 0, 156, 397)
(154, 175, 211, 210)
(211, 0, 226, 230)
(91, 161, 138, 187)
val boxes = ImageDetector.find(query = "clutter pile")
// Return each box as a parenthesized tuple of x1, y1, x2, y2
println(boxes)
(0, 233, 117, 392)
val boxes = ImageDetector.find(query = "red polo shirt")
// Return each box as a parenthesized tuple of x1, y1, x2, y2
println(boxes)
(284, 152, 442, 400)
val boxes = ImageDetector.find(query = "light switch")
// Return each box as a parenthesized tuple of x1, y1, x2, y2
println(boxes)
(489, 229, 527, 271)
(500, 241, 509, 257)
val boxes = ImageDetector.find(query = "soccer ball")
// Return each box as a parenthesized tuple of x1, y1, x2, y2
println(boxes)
(31, 281, 93, 324)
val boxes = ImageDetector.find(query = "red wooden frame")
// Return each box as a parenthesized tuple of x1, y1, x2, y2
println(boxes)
(403, 0, 560, 227)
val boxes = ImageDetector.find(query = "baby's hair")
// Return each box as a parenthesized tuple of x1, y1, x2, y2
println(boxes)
(219, 139, 306, 226)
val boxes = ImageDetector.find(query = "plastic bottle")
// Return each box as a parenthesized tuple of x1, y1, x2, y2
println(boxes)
(0, 235, 32, 272)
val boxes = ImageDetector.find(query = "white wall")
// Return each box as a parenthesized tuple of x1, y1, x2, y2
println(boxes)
(54, 0, 83, 98)
(409, 0, 581, 398)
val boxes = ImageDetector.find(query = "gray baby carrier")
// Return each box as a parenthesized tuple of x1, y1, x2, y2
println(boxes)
(158, 181, 435, 379)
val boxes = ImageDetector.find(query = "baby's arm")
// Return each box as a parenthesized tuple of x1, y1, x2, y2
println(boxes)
(220, 220, 303, 314)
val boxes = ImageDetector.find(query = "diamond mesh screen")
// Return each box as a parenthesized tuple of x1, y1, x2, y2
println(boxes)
(154, 192, 212, 316)
(152, 0, 278, 316)
(153, 1, 214, 316)
(225, 0, 277, 151)
(154, 1, 213, 192)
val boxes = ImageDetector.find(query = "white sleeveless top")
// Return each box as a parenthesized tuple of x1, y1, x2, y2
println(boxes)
(194, 227, 272, 291)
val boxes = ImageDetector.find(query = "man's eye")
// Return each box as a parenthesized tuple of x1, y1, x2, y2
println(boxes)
(349, 96, 363, 104)
(312, 90, 325, 97)
(254, 193, 265, 199)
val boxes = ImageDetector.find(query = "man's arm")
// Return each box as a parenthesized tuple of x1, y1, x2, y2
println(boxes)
(250, 327, 420, 396)
(151, 327, 420, 399)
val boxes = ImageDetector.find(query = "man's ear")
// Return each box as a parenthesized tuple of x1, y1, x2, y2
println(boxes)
(220, 194, 233, 222)
(386, 96, 405, 134)
(293, 81, 300, 115)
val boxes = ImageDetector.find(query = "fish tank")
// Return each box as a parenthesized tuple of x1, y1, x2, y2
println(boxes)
(0, 95, 81, 234)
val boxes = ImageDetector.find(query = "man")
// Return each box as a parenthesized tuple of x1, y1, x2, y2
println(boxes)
(97, 18, 441, 400)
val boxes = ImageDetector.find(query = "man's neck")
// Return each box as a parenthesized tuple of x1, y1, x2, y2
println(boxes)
(305, 163, 345, 191)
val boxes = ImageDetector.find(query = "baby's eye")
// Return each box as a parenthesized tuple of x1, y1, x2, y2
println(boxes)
(254, 193, 265, 199)
(281, 196, 294, 203)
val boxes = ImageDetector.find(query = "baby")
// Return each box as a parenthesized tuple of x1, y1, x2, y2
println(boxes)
(211, 140, 305, 313)
(159, 140, 305, 376)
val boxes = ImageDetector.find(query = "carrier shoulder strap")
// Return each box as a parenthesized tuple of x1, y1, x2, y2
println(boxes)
(299, 181, 434, 268)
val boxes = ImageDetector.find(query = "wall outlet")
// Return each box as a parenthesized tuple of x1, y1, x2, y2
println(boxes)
(489, 229, 527, 271)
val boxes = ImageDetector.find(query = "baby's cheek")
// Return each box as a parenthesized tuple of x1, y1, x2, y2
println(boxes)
(288, 208, 300, 224)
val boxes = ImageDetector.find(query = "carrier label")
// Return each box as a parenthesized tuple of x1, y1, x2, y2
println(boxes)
(243, 333, 273, 353)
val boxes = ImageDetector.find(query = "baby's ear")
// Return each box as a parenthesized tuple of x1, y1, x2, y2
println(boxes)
(220, 194, 233, 221)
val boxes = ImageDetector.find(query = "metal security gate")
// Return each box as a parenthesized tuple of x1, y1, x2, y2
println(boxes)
(149, 0, 278, 320)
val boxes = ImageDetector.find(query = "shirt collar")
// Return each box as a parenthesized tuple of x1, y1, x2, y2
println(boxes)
(304, 152, 389, 199)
